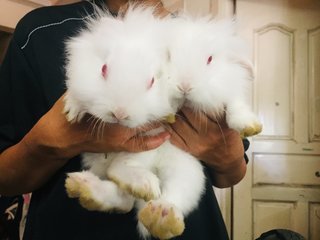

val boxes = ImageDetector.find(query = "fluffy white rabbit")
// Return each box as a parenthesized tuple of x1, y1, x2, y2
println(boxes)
(64, 5, 205, 240)
(167, 15, 262, 137)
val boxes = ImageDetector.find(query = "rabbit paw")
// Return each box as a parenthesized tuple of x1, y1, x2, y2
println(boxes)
(138, 200, 185, 239)
(107, 169, 161, 201)
(65, 172, 101, 210)
(63, 94, 84, 123)
(227, 111, 263, 138)
(65, 172, 133, 213)
(240, 121, 263, 138)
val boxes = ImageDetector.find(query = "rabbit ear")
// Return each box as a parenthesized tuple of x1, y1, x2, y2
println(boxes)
(230, 56, 255, 80)
(239, 58, 254, 80)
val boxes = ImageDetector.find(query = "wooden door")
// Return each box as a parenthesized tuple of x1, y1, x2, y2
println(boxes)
(233, 1, 320, 239)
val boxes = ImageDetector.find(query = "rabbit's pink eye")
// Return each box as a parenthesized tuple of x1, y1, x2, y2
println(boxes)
(207, 55, 213, 65)
(147, 77, 155, 90)
(101, 64, 108, 79)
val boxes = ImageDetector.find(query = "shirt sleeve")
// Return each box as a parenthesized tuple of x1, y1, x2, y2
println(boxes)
(0, 37, 44, 153)
(243, 138, 250, 164)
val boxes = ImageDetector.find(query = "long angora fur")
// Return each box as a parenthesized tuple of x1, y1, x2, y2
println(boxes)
(63, 4, 261, 240)
(64, 5, 204, 240)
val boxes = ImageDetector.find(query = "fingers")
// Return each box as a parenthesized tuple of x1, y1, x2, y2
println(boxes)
(168, 110, 197, 152)
(125, 130, 171, 152)
(172, 107, 212, 138)
(168, 107, 227, 155)
(135, 122, 163, 133)
(168, 127, 189, 152)
(178, 108, 207, 134)
(52, 93, 170, 154)
(180, 107, 230, 132)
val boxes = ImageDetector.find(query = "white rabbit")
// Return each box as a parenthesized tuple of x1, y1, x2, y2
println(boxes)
(63, 5, 205, 240)
(168, 15, 262, 137)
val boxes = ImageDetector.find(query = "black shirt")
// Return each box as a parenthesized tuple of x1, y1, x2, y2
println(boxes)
(0, 1, 229, 239)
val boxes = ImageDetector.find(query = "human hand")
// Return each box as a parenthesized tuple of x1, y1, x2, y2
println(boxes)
(168, 107, 246, 187)
(0, 94, 170, 195)
(29, 94, 170, 160)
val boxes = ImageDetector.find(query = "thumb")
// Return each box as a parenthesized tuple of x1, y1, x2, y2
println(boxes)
(125, 131, 170, 152)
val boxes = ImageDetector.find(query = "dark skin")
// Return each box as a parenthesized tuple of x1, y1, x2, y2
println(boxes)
(0, 0, 246, 196)
(169, 108, 246, 187)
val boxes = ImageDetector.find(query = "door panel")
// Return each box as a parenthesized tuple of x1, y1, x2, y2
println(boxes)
(309, 27, 320, 142)
(253, 154, 320, 185)
(254, 24, 294, 139)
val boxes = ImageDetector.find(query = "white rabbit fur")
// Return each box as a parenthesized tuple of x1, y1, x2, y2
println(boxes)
(168, 15, 262, 137)
(64, 5, 205, 240)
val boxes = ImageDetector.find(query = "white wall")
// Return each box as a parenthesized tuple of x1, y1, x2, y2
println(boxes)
(0, 0, 79, 32)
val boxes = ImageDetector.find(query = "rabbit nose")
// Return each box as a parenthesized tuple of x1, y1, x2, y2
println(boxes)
(178, 82, 193, 94)
(111, 108, 129, 121)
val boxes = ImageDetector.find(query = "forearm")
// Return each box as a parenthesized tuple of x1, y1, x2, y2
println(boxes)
(0, 95, 170, 196)
(0, 136, 69, 196)
(0, 109, 93, 196)
(0, 102, 83, 196)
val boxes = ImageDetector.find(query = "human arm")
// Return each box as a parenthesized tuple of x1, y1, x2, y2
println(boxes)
(169, 107, 247, 188)
(0, 95, 170, 196)
(0, 0, 173, 197)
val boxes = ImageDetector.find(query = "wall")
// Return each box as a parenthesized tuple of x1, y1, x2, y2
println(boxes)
(0, 0, 39, 32)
